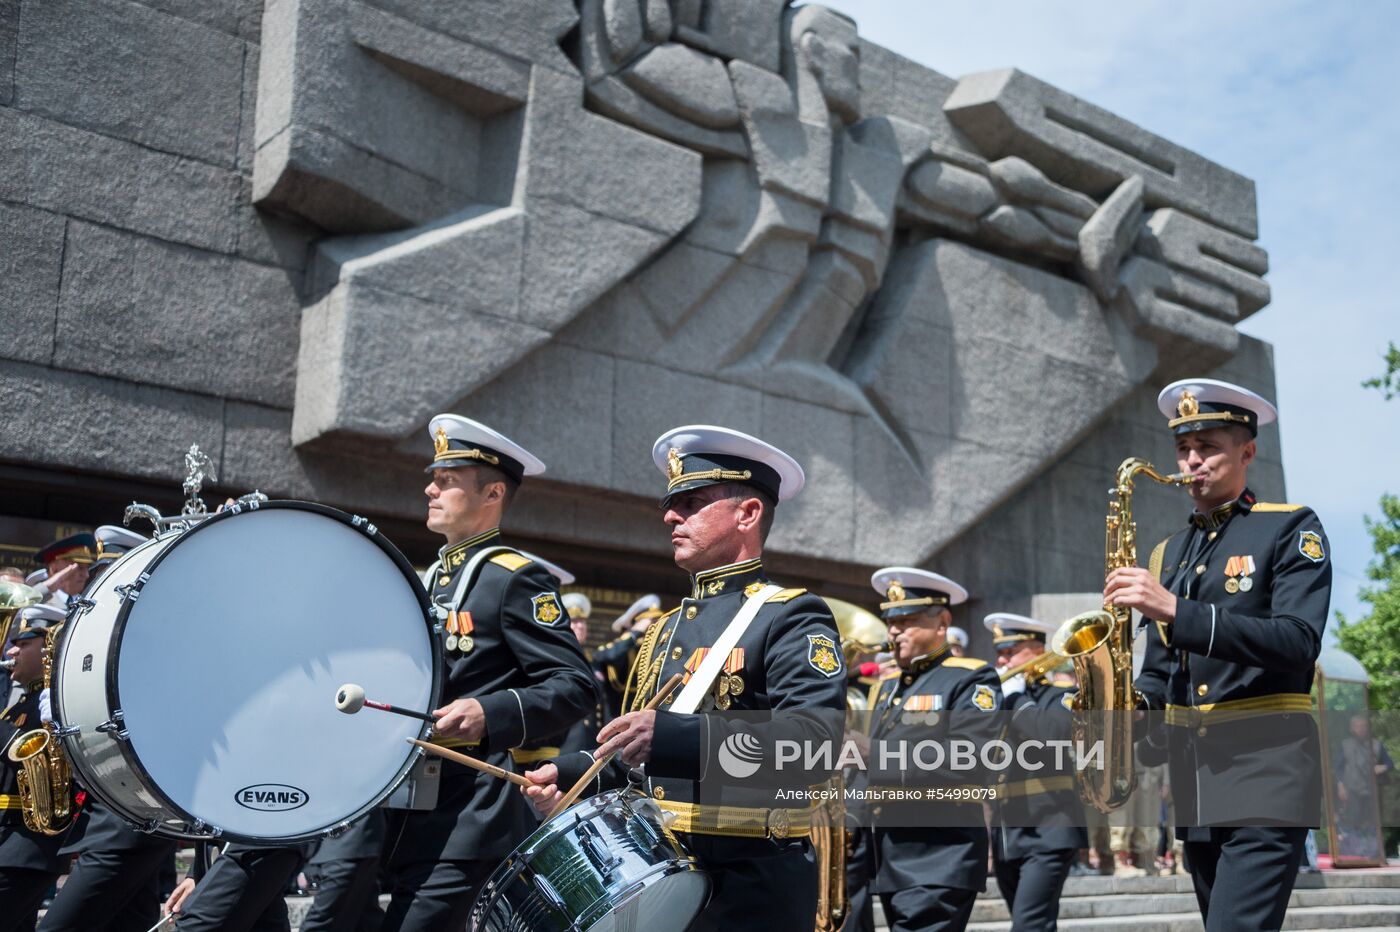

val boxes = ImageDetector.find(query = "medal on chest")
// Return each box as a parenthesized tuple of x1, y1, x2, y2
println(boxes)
(445, 609, 474, 654)
(682, 647, 746, 709)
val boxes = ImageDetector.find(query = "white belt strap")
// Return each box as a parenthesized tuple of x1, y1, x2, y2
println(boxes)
(421, 546, 513, 612)
(670, 584, 781, 715)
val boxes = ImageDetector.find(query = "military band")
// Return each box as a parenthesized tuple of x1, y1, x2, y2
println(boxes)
(0, 376, 1336, 931)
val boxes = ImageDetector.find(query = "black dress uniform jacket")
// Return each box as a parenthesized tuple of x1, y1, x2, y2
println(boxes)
(591, 631, 642, 722)
(993, 678, 1087, 856)
(862, 648, 1002, 895)
(1136, 490, 1330, 834)
(394, 528, 594, 863)
(1, 684, 69, 874)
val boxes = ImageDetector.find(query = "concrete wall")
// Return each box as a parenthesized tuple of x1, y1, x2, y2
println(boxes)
(2, 0, 1279, 620)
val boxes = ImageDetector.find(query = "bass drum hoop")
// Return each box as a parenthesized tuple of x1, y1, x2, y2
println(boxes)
(55, 500, 440, 842)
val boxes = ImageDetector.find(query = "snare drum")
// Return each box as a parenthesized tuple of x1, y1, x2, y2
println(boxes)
(470, 789, 710, 932)
(53, 500, 438, 843)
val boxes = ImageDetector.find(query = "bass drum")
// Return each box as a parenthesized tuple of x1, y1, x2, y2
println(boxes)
(53, 500, 438, 843)
(470, 789, 710, 932)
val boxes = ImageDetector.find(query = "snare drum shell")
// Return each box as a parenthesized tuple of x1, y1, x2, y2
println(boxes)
(53, 502, 440, 843)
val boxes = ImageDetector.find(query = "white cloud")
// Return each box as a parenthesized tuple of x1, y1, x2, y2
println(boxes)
(821, 0, 1400, 626)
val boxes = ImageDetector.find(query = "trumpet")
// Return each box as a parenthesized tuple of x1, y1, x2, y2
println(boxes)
(998, 649, 1069, 683)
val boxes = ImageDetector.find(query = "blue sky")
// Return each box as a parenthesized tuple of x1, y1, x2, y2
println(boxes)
(823, 0, 1399, 632)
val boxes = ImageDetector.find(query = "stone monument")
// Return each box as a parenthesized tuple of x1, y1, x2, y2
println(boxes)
(0, 0, 1282, 649)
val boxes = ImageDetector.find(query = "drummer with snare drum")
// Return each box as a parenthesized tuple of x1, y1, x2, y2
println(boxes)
(522, 426, 846, 932)
(382, 415, 595, 932)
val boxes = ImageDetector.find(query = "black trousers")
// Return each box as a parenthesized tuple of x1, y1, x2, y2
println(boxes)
(38, 838, 177, 932)
(993, 847, 1075, 932)
(1184, 826, 1308, 932)
(176, 845, 303, 932)
(879, 884, 977, 932)
(689, 837, 818, 932)
(381, 859, 495, 932)
(0, 867, 58, 932)
(301, 856, 382, 932)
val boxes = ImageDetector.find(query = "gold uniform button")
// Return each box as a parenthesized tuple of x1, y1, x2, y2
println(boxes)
(1195, 565, 1206, 575)
(1197, 684, 1209, 697)
(685, 606, 697, 619)
(653, 786, 665, 800)
(902, 675, 912, 685)
(1208, 532, 1217, 541)
(892, 697, 902, 706)
(1196, 727, 1208, 737)
(671, 647, 683, 660)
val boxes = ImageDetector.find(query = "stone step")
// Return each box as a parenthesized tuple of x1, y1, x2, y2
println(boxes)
(970, 888, 1400, 923)
(963, 904, 1400, 932)
(976, 871, 1400, 899)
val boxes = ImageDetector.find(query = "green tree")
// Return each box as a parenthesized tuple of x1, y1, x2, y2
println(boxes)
(1336, 494, 1400, 711)
(1362, 341, 1400, 400)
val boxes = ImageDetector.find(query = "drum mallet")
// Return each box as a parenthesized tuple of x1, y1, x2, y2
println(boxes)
(549, 672, 684, 819)
(335, 683, 436, 723)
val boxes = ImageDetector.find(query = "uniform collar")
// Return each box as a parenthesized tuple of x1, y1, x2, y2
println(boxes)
(1190, 489, 1255, 530)
(439, 527, 503, 565)
(904, 644, 951, 677)
(690, 558, 765, 600)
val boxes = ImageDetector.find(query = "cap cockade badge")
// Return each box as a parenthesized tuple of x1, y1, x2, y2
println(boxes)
(667, 447, 684, 483)
(433, 426, 451, 456)
(886, 580, 905, 603)
(1177, 389, 1199, 419)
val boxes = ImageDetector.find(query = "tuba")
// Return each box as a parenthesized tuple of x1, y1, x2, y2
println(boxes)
(812, 597, 888, 932)
(8, 623, 75, 835)
(1050, 457, 1191, 812)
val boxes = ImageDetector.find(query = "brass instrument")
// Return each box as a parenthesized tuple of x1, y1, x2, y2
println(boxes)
(1, 581, 45, 671)
(813, 597, 883, 932)
(1050, 457, 1191, 813)
(999, 649, 1069, 683)
(8, 623, 75, 835)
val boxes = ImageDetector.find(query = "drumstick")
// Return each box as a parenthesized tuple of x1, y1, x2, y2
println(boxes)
(335, 683, 436, 723)
(549, 673, 684, 819)
(407, 738, 534, 788)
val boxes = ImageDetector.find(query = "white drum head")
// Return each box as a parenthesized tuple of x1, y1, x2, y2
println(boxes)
(112, 504, 433, 841)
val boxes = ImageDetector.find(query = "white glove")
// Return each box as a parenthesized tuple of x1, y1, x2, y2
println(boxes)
(1001, 673, 1025, 697)
(39, 688, 52, 724)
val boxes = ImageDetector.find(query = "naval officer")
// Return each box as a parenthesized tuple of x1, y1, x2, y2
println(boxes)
(985, 613, 1085, 932)
(860, 568, 1001, 932)
(1113, 378, 1331, 932)
(0, 607, 71, 932)
(383, 414, 594, 932)
(522, 425, 847, 932)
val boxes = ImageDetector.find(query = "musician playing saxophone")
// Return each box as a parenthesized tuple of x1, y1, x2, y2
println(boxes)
(1106, 379, 1330, 932)
(0, 606, 70, 932)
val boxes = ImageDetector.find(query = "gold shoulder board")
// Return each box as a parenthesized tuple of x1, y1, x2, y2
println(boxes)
(1251, 502, 1303, 513)
(944, 657, 987, 670)
(489, 552, 533, 572)
(766, 588, 807, 603)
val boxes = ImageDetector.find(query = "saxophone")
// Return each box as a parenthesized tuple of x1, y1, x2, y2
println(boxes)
(1050, 457, 1191, 812)
(7, 624, 75, 835)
